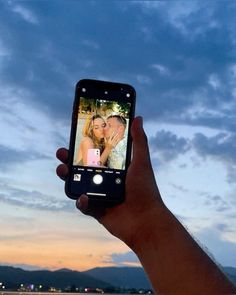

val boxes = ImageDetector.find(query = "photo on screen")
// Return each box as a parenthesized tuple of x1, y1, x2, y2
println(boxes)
(73, 97, 131, 170)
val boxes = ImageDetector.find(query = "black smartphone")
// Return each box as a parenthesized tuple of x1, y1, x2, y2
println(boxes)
(65, 79, 136, 206)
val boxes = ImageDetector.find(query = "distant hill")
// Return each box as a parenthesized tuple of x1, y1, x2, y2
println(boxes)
(0, 266, 111, 289)
(83, 267, 151, 289)
(0, 265, 235, 290)
(84, 266, 236, 288)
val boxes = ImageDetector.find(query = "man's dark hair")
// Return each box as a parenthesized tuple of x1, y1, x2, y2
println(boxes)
(107, 115, 127, 127)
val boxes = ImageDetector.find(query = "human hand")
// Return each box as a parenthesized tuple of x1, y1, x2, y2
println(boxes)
(105, 131, 122, 149)
(56, 117, 166, 248)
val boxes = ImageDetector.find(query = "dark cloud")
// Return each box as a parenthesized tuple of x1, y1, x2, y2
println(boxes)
(0, 145, 50, 170)
(193, 132, 236, 163)
(0, 1, 235, 132)
(180, 111, 236, 134)
(149, 130, 190, 161)
(191, 132, 236, 183)
(147, 127, 235, 182)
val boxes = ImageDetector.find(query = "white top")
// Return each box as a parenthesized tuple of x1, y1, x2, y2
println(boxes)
(107, 138, 127, 170)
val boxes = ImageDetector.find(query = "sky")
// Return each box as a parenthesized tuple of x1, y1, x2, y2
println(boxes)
(0, 0, 236, 272)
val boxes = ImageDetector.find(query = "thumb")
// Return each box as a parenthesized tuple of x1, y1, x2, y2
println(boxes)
(131, 116, 152, 166)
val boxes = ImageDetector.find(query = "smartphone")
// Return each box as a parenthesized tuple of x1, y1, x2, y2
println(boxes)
(87, 148, 100, 167)
(65, 79, 136, 206)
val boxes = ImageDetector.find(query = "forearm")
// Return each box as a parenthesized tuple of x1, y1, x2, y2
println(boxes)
(100, 146, 112, 165)
(130, 205, 236, 295)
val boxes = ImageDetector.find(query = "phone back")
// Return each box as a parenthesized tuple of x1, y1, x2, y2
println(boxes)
(87, 148, 100, 167)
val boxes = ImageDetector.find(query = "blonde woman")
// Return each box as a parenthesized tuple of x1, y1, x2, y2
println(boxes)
(76, 114, 120, 166)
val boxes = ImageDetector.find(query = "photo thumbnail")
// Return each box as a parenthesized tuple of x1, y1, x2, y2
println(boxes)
(73, 97, 131, 170)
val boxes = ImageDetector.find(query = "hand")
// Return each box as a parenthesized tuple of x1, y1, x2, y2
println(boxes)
(56, 117, 166, 248)
(105, 131, 122, 149)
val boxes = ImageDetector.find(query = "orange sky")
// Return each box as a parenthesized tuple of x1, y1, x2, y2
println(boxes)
(0, 202, 139, 271)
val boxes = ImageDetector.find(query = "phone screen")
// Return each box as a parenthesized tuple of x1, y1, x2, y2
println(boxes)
(66, 79, 135, 205)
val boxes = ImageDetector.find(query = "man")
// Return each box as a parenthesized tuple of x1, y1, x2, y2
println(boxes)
(56, 117, 236, 294)
(104, 114, 127, 170)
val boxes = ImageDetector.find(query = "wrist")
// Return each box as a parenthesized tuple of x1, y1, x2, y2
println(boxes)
(125, 202, 172, 252)
(105, 144, 113, 150)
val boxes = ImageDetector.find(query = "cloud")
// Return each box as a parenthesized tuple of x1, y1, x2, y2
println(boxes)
(0, 145, 49, 171)
(151, 64, 170, 76)
(192, 132, 236, 182)
(11, 4, 39, 25)
(104, 251, 141, 267)
(196, 225, 236, 267)
(0, 0, 235, 271)
(144, 125, 235, 177)
(149, 130, 190, 162)
(208, 73, 221, 90)
(0, 182, 74, 212)
(0, 0, 236, 132)
(201, 193, 231, 213)
(0, 83, 68, 163)
(170, 183, 189, 193)
(131, 2, 230, 40)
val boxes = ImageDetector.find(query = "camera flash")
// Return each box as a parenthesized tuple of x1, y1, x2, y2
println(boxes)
(126, 93, 130, 97)
(82, 88, 86, 92)
(105, 91, 108, 94)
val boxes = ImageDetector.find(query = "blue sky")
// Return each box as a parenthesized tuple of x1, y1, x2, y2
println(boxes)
(0, 0, 236, 271)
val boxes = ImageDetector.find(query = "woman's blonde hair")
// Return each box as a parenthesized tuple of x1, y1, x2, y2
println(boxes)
(82, 114, 105, 151)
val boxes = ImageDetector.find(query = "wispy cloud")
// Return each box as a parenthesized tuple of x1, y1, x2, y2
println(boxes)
(208, 73, 221, 90)
(0, 184, 74, 212)
(151, 64, 170, 76)
(0, 83, 68, 158)
(202, 193, 230, 212)
(12, 4, 39, 25)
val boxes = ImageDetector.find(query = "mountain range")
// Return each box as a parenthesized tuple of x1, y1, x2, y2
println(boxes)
(0, 265, 235, 289)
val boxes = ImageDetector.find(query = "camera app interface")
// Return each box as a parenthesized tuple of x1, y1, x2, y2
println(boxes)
(73, 97, 132, 171)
